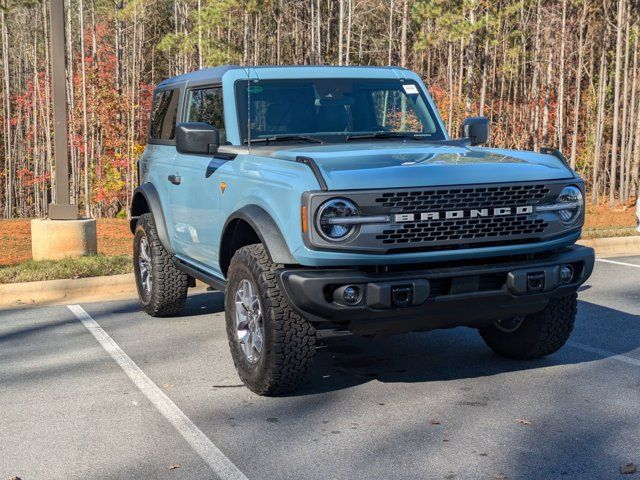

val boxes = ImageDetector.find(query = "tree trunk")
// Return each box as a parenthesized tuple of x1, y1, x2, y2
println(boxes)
(400, 0, 408, 68)
(387, 0, 394, 65)
(338, 0, 344, 65)
(556, 0, 566, 150)
(610, 0, 624, 207)
(570, 1, 587, 169)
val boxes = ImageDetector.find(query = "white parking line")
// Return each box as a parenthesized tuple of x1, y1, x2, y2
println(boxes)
(67, 304, 248, 480)
(595, 258, 640, 268)
(568, 341, 640, 368)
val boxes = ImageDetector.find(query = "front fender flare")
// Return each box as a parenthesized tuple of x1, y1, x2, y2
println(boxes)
(130, 183, 173, 254)
(223, 205, 297, 265)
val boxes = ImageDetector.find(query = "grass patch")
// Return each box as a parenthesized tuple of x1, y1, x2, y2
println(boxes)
(581, 226, 640, 239)
(0, 254, 133, 284)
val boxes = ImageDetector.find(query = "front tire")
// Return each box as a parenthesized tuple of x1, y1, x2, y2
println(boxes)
(133, 213, 189, 317)
(479, 293, 577, 360)
(225, 244, 316, 396)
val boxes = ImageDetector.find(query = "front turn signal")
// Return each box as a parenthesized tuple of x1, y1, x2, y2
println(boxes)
(301, 205, 308, 233)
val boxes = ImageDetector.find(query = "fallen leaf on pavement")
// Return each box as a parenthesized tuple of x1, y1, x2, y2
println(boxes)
(428, 419, 441, 425)
(515, 418, 532, 426)
(8, 476, 22, 480)
(168, 464, 181, 470)
(619, 463, 637, 474)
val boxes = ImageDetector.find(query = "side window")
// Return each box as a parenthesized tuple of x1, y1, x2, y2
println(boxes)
(186, 87, 226, 143)
(149, 89, 179, 140)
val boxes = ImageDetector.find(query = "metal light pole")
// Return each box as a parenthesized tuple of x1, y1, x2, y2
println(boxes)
(30, 0, 96, 261)
(48, 0, 77, 220)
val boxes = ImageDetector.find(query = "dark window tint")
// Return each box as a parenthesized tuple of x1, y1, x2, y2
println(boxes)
(149, 89, 179, 140)
(186, 87, 226, 142)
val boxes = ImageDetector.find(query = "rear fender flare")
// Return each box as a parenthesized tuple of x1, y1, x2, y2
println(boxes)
(130, 183, 173, 254)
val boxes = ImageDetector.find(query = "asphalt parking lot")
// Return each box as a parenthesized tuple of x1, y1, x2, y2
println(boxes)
(2, 256, 640, 480)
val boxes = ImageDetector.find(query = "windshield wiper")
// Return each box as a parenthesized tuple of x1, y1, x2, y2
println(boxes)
(245, 135, 322, 145)
(346, 132, 423, 141)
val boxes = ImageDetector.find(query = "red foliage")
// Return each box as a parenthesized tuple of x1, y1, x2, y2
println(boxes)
(6, 21, 153, 217)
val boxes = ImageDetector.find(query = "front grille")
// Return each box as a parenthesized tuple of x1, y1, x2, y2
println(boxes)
(304, 181, 573, 254)
(369, 183, 557, 250)
(374, 184, 550, 211)
(376, 215, 549, 245)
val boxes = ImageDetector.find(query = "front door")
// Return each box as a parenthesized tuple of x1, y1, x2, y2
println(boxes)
(169, 85, 227, 271)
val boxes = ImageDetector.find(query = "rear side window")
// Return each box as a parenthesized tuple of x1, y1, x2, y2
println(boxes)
(149, 89, 179, 140)
(186, 87, 226, 143)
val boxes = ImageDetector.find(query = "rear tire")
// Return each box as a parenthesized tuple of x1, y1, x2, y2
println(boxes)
(133, 213, 189, 317)
(225, 244, 316, 396)
(479, 293, 577, 360)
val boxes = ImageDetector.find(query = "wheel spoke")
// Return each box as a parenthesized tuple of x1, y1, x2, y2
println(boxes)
(252, 330, 263, 353)
(250, 296, 261, 314)
(242, 281, 251, 306)
(236, 319, 250, 331)
(235, 300, 248, 319)
(140, 242, 150, 262)
(244, 332, 254, 359)
(234, 278, 265, 364)
(238, 329, 250, 345)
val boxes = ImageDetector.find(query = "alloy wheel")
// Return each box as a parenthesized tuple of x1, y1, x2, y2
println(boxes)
(234, 279, 264, 364)
(138, 236, 152, 296)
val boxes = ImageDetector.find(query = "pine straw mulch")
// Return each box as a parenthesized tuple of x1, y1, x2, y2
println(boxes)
(0, 218, 132, 266)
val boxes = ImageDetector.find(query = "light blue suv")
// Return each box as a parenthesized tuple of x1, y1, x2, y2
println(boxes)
(131, 66, 594, 395)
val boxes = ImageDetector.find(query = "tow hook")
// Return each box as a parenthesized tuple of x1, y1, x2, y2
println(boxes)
(391, 285, 413, 307)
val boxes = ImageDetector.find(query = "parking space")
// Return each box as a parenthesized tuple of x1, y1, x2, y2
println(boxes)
(2, 257, 640, 479)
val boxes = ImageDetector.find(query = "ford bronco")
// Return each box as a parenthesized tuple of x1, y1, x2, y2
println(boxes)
(130, 66, 594, 395)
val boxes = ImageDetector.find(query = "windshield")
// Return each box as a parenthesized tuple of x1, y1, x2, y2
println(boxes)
(235, 78, 446, 143)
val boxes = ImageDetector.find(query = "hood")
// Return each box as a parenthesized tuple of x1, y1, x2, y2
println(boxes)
(268, 142, 575, 190)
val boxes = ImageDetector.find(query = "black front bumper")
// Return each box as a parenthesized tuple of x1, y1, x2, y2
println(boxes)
(278, 245, 595, 335)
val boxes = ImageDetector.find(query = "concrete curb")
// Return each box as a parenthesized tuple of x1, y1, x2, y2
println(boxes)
(0, 274, 212, 310)
(0, 273, 138, 310)
(578, 235, 640, 258)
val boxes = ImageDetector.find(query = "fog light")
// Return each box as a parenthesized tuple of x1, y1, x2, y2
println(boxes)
(560, 264, 574, 284)
(343, 285, 362, 304)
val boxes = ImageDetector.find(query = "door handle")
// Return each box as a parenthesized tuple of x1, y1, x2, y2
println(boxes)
(168, 174, 181, 185)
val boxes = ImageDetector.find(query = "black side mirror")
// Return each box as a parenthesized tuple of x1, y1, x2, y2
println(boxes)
(460, 116, 489, 146)
(175, 122, 220, 155)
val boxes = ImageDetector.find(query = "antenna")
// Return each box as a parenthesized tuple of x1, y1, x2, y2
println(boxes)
(242, 66, 252, 150)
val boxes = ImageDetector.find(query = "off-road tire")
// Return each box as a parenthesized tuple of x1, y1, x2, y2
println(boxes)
(225, 244, 316, 396)
(133, 213, 189, 317)
(479, 293, 577, 360)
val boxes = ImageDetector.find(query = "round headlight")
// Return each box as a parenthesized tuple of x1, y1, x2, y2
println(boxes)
(557, 185, 583, 225)
(316, 198, 359, 241)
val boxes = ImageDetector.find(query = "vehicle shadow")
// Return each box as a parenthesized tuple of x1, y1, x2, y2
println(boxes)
(291, 300, 640, 396)
(86, 290, 225, 318)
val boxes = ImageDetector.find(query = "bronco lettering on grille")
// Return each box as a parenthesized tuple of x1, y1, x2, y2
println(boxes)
(394, 205, 534, 222)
